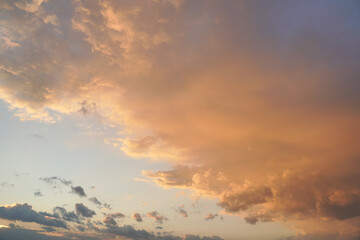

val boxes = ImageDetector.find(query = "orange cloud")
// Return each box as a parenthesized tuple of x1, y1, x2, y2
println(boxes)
(1, 0, 360, 238)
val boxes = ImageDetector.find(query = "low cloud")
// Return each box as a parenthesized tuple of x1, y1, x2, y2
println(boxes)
(174, 205, 188, 218)
(147, 211, 168, 224)
(88, 197, 111, 210)
(103, 216, 117, 226)
(107, 213, 125, 218)
(204, 213, 218, 221)
(40, 177, 72, 187)
(0, 203, 67, 229)
(75, 203, 96, 218)
(71, 186, 87, 197)
(53, 206, 80, 223)
(34, 190, 43, 197)
(132, 212, 142, 222)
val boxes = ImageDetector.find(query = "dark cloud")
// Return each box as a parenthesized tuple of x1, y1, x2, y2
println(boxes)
(103, 216, 117, 226)
(132, 212, 142, 222)
(99, 225, 155, 239)
(204, 213, 218, 221)
(75, 203, 96, 218)
(0, 227, 70, 240)
(71, 186, 87, 197)
(53, 206, 80, 223)
(0, 226, 102, 240)
(107, 213, 125, 218)
(147, 211, 168, 224)
(40, 177, 72, 186)
(41, 226, 56, 232)
(76, 225, 85, 232)
(88, 197, 111, 209)
(0, 203, 67, 229)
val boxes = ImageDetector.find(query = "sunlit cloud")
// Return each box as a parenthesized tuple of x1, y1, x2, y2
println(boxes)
(1, 0, 359, 239)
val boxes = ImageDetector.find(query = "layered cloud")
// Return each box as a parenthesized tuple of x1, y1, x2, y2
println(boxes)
(0, 203, 67, 229)
(1, 0, 360, 238)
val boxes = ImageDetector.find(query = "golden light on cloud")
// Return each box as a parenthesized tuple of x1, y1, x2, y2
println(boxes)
(1, 0, 360, 239)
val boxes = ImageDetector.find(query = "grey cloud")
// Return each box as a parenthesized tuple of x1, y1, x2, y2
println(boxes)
(107, 212, 125, 218)
(53, 206, 80, 223)
(103, 216, 117, 226)
(40, 177, 72, 186)
(75, 203, 96, 218)
(41, 226, 56, 232)
(88, 197, 101, 206)
(88, 197, 111, 209)
(0, 203, 67, 229)
(34, 190, 43, 197)
(147, 211, 168, 224)
(132, 212, 142, 222)
(0, 225, 102, 240)
(71, 186, 87, 197)
(204, 213, 218, 221)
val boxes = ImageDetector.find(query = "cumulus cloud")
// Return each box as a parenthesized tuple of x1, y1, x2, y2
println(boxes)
(0, 203, 67, 229)
(1, 0, 360, 237)
(147, 211, 168, 224)
(71, 186, 87, 197)
(53, 206, 80, 223)
(132, 212, 143, 222)
(103, 216, 117, 226)
(75, 203, 96, 218)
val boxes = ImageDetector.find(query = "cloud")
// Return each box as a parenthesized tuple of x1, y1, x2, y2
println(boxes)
(147, 211, 168, 224)
(41, 226, 56, 232)
(174, 205, 188, 218)
(132, 212, 142, 222)
(1, 0, 360, 237)
(53, 206, 80, 223)
(0, 225, 103, 240)
(34, 190, 43, 197)
(218, 185, 273, 212)
(88, 197, 101, 206)
(0, 203, 67, 229)
(103, 216, 117, 226)
(88, 197, 111, 210)
(75, 203, 96, 218)
(204, 213, 218, 221)
(0, 181, 15, 188)
(40, 177, 72, 187)
(71, 186, 87, 197)
(107, 213, 125, 218)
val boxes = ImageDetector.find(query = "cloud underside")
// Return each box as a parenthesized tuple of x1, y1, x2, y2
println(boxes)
(1, 0, 360, 238)
(0, 203, 223, 240)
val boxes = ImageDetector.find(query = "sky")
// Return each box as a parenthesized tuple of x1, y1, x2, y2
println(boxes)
(0, 0, 359, 240)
